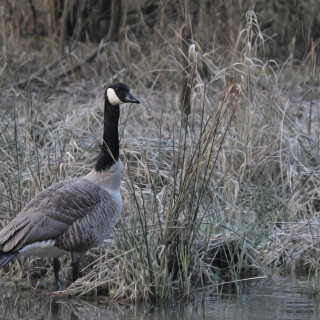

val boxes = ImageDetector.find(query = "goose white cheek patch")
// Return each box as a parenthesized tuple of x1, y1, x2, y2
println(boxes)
(107, 88, 123, 105)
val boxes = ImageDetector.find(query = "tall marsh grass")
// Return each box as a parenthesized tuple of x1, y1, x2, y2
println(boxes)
(0, 4, 319, 301)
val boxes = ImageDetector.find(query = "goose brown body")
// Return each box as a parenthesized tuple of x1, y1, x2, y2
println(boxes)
(0, 178, 117, 254)
(0, 82, 140, 289)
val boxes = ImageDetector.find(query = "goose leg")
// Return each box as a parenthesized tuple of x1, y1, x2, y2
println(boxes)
(71, 252, 81, 282)
(53, 258, 62, 290)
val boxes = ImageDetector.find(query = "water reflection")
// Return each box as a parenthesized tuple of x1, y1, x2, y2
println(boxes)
(0, 276, 319, 320)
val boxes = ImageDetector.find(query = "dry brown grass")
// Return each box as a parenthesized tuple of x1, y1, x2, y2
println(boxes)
(0, 3, 319, 301)
(261, 219, 320, 275)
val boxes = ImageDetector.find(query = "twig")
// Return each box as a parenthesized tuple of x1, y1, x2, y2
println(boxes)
(17, 53, 67, 88)
(60, 0, 70, 55)
(53, 41, 108, 81)
(17, 41, 108, 88)
(28, 0, 38, 35)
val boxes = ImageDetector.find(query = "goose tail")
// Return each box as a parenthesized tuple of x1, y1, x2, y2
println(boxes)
(0, 251, 18, 268)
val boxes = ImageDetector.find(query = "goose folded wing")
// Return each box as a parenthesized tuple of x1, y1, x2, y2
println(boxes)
(0, 179, 114, 252)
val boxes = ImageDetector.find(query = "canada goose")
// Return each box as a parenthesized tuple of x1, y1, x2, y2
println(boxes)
(0, 83, 140, 290)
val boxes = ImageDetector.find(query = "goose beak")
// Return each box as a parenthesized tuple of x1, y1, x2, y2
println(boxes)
(124, 92, 140, 104)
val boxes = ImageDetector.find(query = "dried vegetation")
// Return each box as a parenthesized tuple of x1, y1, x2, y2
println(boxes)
(0, 0, 319, 301)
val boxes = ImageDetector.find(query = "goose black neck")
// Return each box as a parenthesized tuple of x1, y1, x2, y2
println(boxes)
(95, 102, 120, 171)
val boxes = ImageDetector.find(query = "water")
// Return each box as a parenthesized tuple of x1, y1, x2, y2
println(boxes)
(0, 275, 319, 320)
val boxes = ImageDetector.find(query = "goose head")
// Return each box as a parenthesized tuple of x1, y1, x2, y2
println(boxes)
(105, 83, 140, 106)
